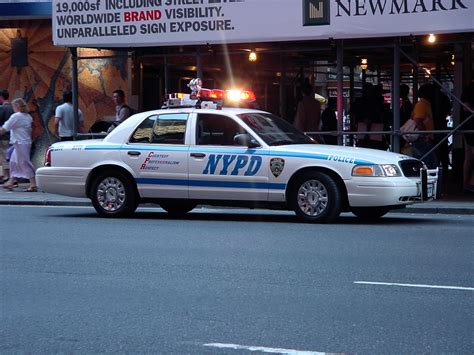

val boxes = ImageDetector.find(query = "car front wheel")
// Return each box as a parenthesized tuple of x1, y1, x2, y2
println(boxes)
(290, 171, 342, 223)
(91, 171, 138, 217)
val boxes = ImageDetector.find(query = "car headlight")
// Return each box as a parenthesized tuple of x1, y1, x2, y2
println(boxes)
(352, 164, 402, 177)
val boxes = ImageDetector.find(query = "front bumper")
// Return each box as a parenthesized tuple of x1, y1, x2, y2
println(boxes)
(347, 168, 438, 207)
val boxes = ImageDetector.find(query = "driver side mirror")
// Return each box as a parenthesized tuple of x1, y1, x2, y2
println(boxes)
(233, 133, 260, 148)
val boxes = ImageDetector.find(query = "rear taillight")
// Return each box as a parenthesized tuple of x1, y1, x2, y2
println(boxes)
(44, 147, 51, 166)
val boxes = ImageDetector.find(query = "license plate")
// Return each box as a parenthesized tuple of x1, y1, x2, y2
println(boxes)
(427, 183, 434, 198)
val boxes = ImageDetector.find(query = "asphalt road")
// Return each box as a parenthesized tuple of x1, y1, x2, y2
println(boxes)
(1, 206, 473, 354)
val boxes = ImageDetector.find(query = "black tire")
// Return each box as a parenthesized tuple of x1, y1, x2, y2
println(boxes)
(290, 171, 342, 223)
(351, 207, 391, 219)
(90, 170, 138, 218)
(160, 201, 196, 217)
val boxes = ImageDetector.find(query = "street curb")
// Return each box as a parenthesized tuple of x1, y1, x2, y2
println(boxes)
(1, 199, 473, 215)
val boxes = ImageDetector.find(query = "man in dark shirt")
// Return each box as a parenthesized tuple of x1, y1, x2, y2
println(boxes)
(113, 89, 132, 125)
(321, 97, 337, 145)
(294, 82, 321, 133)
(400, 84, 413, 126)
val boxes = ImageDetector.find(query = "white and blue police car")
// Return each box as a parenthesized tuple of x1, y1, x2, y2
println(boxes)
(36, 82, 438, 223)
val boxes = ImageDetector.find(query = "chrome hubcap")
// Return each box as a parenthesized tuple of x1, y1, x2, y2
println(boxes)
(97, 177, 126, 212)
(297, 179, 328, 216)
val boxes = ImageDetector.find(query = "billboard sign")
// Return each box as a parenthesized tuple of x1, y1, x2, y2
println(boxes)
(52, 0, 474, 47)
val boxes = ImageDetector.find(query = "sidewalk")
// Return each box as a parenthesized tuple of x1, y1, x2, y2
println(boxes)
(1, 182, 473, 215)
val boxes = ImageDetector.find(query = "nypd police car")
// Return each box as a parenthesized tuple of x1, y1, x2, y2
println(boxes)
(36, 83, 438, 223)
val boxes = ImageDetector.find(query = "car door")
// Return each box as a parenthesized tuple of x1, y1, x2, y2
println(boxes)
(188, 112, 269, 201)
(121, 113, 189, 198)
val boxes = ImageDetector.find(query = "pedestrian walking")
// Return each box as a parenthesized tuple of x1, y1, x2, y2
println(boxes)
(113, 89, 133, 125)
(400, 84, 413, 126)
(0, 98, 37, 192)
(400, 84, 413, 155)
(352, 83, 388, 150)
(461, 82, 474, 193)
(410, 84, 438, 169)
(294, 81, 321, 134)
(54, 91, 84, 141)
(0, 89, 14, 184)
(433, 87, 452, 172)
(321, 97, 337, 145)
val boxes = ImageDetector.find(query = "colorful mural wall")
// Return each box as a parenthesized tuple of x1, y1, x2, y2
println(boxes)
(0, 20, 129, 167)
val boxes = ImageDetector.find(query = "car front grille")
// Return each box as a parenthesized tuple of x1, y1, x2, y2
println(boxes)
(399, 159, 424, 177)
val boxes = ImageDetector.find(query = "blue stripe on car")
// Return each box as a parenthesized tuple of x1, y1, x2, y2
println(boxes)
(136, 178, 286, 190)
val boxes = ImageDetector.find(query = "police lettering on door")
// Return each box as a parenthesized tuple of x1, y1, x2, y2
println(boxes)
(203, 154, 262, 176)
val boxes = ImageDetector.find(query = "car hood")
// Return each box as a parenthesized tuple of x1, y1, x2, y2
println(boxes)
(269, 144, 413, 165)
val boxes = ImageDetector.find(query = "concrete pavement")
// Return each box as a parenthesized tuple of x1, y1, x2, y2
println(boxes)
(1, 182, 473, 215)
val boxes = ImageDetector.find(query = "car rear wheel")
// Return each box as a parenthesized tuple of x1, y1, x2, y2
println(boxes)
(351, 207, 391, 219)
(290, 171, 342, 223)
(160, 201, 196, 217)
(91, 171, 138, 217)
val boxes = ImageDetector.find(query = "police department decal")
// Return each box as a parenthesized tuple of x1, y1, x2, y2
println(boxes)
(270, 158, 285, 178)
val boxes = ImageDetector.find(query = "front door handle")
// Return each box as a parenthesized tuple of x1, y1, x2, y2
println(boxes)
(190, 152, 206, 158)
(128, 151, 141, 156)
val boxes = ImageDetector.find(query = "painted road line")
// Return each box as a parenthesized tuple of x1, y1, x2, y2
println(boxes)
(203, 343, 327, 354)
(354, 281, 474, 291)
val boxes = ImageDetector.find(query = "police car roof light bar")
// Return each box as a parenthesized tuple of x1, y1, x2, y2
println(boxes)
(162, 78, 257, 109)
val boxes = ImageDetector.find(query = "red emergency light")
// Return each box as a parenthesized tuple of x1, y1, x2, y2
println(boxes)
(198, 88, 225, 100)
(199, 88, 256, 103)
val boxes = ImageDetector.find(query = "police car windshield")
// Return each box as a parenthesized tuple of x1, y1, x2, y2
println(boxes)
(238, 113, 314, 146)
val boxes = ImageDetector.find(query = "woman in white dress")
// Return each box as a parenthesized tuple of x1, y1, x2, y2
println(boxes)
(0, 98, 37, 191)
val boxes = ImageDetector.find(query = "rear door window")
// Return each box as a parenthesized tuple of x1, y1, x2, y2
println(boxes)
(130, 113, 188, 144)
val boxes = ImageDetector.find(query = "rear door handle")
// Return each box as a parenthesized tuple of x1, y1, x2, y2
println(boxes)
(128, 151, 141, 156)
(190, 153, 206, 158)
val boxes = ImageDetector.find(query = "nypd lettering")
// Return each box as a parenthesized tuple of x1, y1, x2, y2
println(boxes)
(203, 154, 262, 176)
(327, 154, 355, 164)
